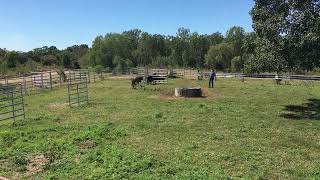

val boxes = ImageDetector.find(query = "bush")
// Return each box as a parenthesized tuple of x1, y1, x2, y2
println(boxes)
(94, 65, 104, 74)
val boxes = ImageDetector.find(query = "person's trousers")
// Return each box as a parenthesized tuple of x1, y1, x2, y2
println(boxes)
(209, 78, 214, 88)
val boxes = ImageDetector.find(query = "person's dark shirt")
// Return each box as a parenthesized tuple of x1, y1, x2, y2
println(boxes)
(210, 72, 216, 79)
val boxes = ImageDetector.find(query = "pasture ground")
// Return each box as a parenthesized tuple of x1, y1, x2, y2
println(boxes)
(1, 78, 320, 179)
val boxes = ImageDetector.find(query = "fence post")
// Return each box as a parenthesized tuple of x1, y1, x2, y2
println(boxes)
(67, 80, 71, 107)
(11, 89, 15, 122)
(88, 70, 91, 83)
(59, 71, 62, 86)
(68, 70, 71, 82)
(20, 84, 25, 119)
(86, 78, 89, 104)
(31, 73, 34, 90)
(23, 75, 27, 95)
(5, 76, 8, 86)
(77, 83, 80, 106)
(49, 71, 53, 90)
(40, 73, 44, 90)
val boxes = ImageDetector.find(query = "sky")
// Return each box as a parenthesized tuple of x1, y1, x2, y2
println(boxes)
(0, 0, 254, 52)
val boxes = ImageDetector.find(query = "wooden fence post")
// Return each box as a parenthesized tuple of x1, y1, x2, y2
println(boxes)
(67, 80, 71, 107)
(40, 73, 44, 90)
(69, 70, 71, 82)
(11, 89, 15, 122)
(31, 73, 34, 90)
(86, 78, 89, 104)
(49, 71, 53, 90)
(59, 71, 62, 86)
(23, 75, 27, 95)
(5, 76, 8, 85)
(88, 71, 91, 83)
(76, 83, 80, 106)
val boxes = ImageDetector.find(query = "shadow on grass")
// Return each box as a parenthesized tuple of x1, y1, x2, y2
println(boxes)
(281, 98, 320, 120)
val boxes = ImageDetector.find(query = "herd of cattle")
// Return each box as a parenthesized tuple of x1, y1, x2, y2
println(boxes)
(131, 76, 155, 89)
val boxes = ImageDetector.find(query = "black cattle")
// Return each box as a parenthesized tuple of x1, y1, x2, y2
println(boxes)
(146, 76, 154, 85)
(131, 76, 144, 89)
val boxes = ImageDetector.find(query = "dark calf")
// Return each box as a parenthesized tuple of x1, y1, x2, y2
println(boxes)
(132, 76, 143, 89)
(146, 76, 154, 85)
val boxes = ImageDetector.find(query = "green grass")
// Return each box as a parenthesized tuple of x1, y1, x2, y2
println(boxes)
(1, 78, 320, 179)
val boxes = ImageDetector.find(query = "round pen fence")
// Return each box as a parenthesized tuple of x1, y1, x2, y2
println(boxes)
(66, 69, 91, 83)
(31, 71, 53, 90)
(2, 68, 320, 98)
(135, 67, 169, 84)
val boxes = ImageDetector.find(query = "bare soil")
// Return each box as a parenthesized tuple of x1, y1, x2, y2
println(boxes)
(25, 155, 49, 177)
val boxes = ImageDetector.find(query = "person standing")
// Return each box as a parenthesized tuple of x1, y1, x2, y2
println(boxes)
(209, 70, 216, 88)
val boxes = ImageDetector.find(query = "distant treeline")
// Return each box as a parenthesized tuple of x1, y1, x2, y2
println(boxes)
(0, 27, 253, 75)
(1, 0, 319, 75)
(0, 45, 89, 75)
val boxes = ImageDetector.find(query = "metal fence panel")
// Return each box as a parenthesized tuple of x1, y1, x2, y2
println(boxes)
(67, 78, 89, 107)
(0, 84, 25, 121)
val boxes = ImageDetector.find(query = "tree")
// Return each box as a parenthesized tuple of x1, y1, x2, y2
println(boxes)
(0, 60, 8, 75)
(189, 33, 210, 68)
(251, 0, 320, 72)
(62, 44, 88, 68)
(59, 51, 73, 69)
(242, 32, 258, 55)
(231, 56, 242, 72)
(113, 55, 129, 70)
(205, 43, 233, 71)
(209, 32, 224, 46)
(42, 54, 58, 66)
(4, 51, 19, 68)
(244, 38, 288, 73)
(0, 48, 6, 58)
(225, 26, 245, 57)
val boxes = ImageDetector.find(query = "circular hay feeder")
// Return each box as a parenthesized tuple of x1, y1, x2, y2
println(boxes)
(175, 87, 202, 97)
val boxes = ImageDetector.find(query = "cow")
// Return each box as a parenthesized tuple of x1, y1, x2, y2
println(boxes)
(131, 76, 144, 89)
(146, 76, 154, 85)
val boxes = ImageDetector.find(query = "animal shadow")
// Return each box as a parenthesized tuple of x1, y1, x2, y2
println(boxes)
(281, 98, 320, 120)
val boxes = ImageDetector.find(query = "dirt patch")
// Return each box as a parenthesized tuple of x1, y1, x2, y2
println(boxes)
(201, 87, 224, 98)
(25, 155, 49, 177)
(76, 140, 96, 149)
(48, 103, 68, 109)
(149, 87, 223, 101)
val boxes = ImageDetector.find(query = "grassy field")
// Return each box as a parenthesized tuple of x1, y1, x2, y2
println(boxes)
(1, 77, 320, 179)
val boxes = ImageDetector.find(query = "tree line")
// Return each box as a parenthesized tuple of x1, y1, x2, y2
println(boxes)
(1, 0, 319, 76)
(0, 45, 89, 75)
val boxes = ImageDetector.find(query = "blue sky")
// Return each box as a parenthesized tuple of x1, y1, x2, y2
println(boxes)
(0, 0, 254, 51)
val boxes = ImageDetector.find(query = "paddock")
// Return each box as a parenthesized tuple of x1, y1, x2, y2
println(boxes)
(1, 71, 320, 179)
